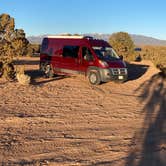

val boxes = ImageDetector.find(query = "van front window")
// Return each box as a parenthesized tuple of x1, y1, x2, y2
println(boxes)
(93, 47, 120, 61)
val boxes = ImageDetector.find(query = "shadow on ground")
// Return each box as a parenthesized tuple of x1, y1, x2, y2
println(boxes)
(27, 63, 149, 85)
(13, 59, 39, 66)
(125, 73, 166, 166)
(127, 63, 149, 81)
(25, 69, 69, 85)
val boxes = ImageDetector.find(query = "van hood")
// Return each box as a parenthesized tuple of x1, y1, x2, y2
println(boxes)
(106, 60, 126, 68)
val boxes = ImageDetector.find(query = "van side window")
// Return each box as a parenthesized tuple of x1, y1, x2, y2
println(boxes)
(63, 46, 79, 58)
(82, 47, 93, 61)
(40, 38, 53, 56)
(41, 38, 49, 53)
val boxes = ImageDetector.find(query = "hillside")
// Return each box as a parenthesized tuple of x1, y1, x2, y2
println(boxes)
(131, 34, 166, 46)
(27, 33, 166, 46)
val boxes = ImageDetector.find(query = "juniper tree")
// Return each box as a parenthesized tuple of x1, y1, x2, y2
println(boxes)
(0, 13, 31, 80)
(109, 32, 135, 61)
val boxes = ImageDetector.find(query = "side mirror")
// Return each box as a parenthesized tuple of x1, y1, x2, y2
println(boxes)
(119, 55, 123, 60)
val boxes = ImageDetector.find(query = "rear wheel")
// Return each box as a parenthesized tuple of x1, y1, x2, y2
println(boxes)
(88, 71, 101, 85)
(45, 64, 54, 78)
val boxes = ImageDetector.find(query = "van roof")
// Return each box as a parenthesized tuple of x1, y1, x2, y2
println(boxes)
(47, 35, 84, 39)
(43, 36, 111, 47)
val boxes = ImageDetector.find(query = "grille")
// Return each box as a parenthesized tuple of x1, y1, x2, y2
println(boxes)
(111, 68, 127, 75)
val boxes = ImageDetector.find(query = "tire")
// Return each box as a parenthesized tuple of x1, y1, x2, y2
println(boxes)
(88, 71, 101, 85)
(45, 64, 54, 78)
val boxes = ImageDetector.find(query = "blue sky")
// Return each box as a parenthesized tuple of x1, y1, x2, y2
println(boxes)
(1, 0, 166, 39)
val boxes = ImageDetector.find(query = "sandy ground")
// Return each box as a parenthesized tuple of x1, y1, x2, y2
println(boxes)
(0, 57, 165, 166)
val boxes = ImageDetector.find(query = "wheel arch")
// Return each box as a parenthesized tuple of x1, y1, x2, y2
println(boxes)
(86, 66, 101, 85)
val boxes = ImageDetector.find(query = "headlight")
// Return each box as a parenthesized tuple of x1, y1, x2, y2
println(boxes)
(99, 60, 109, 67)
(122, 61, 127, 67)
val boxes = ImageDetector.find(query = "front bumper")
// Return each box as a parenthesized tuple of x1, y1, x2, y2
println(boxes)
(99, 68, 128, 82)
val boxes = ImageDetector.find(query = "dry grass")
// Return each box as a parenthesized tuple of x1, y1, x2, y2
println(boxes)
(140, 45, 166, 66)
(136, 45, 166, 75)
(16, 66, 31, 85)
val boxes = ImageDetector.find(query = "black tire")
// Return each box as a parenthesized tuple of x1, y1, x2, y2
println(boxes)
(45, 64, 54, 78)
(88, 71, 101, 85)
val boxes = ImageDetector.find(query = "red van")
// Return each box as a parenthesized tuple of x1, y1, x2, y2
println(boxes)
(40, 36, 128, 85)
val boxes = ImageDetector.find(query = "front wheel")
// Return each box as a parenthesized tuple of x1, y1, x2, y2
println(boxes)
(88, 71, 101, 85)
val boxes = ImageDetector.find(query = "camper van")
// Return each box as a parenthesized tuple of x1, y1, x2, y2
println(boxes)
(40, 36, 128, 85)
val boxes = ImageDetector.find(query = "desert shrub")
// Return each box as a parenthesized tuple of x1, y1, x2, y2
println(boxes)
(26, 43, 39, 57)
(0, 39, 15, 80)
(0, 13, 14, 32)
(16, 66, 31, 85)
(29, 43, 40, 54)
(3, 62, 15, 81)
(109, 32, 135, 61)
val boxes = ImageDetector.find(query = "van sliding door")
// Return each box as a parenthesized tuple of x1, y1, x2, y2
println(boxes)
(60, 45, 79, 74)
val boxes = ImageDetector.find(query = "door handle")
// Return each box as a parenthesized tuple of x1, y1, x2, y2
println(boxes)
(75, 59, 81, 64)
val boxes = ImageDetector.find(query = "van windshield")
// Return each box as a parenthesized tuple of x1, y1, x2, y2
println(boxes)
(93, 47, 120, 61)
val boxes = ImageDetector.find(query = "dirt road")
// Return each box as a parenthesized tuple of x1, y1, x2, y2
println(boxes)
(0, 57, 165, 166)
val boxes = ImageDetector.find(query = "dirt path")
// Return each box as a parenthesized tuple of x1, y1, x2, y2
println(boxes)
(0, 57, 165, 166)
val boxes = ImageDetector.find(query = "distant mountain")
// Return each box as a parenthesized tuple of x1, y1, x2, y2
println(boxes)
(131, 34, 166, 46)
(27, 33, 166, 46)
(27, 34, 48, 44)
(27, 33, 111, 44)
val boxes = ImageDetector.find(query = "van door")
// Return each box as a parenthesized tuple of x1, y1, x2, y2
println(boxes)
(78, 46, 94, 73)
(60, 45, 79, 74)
(51, 46, 63, 69)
